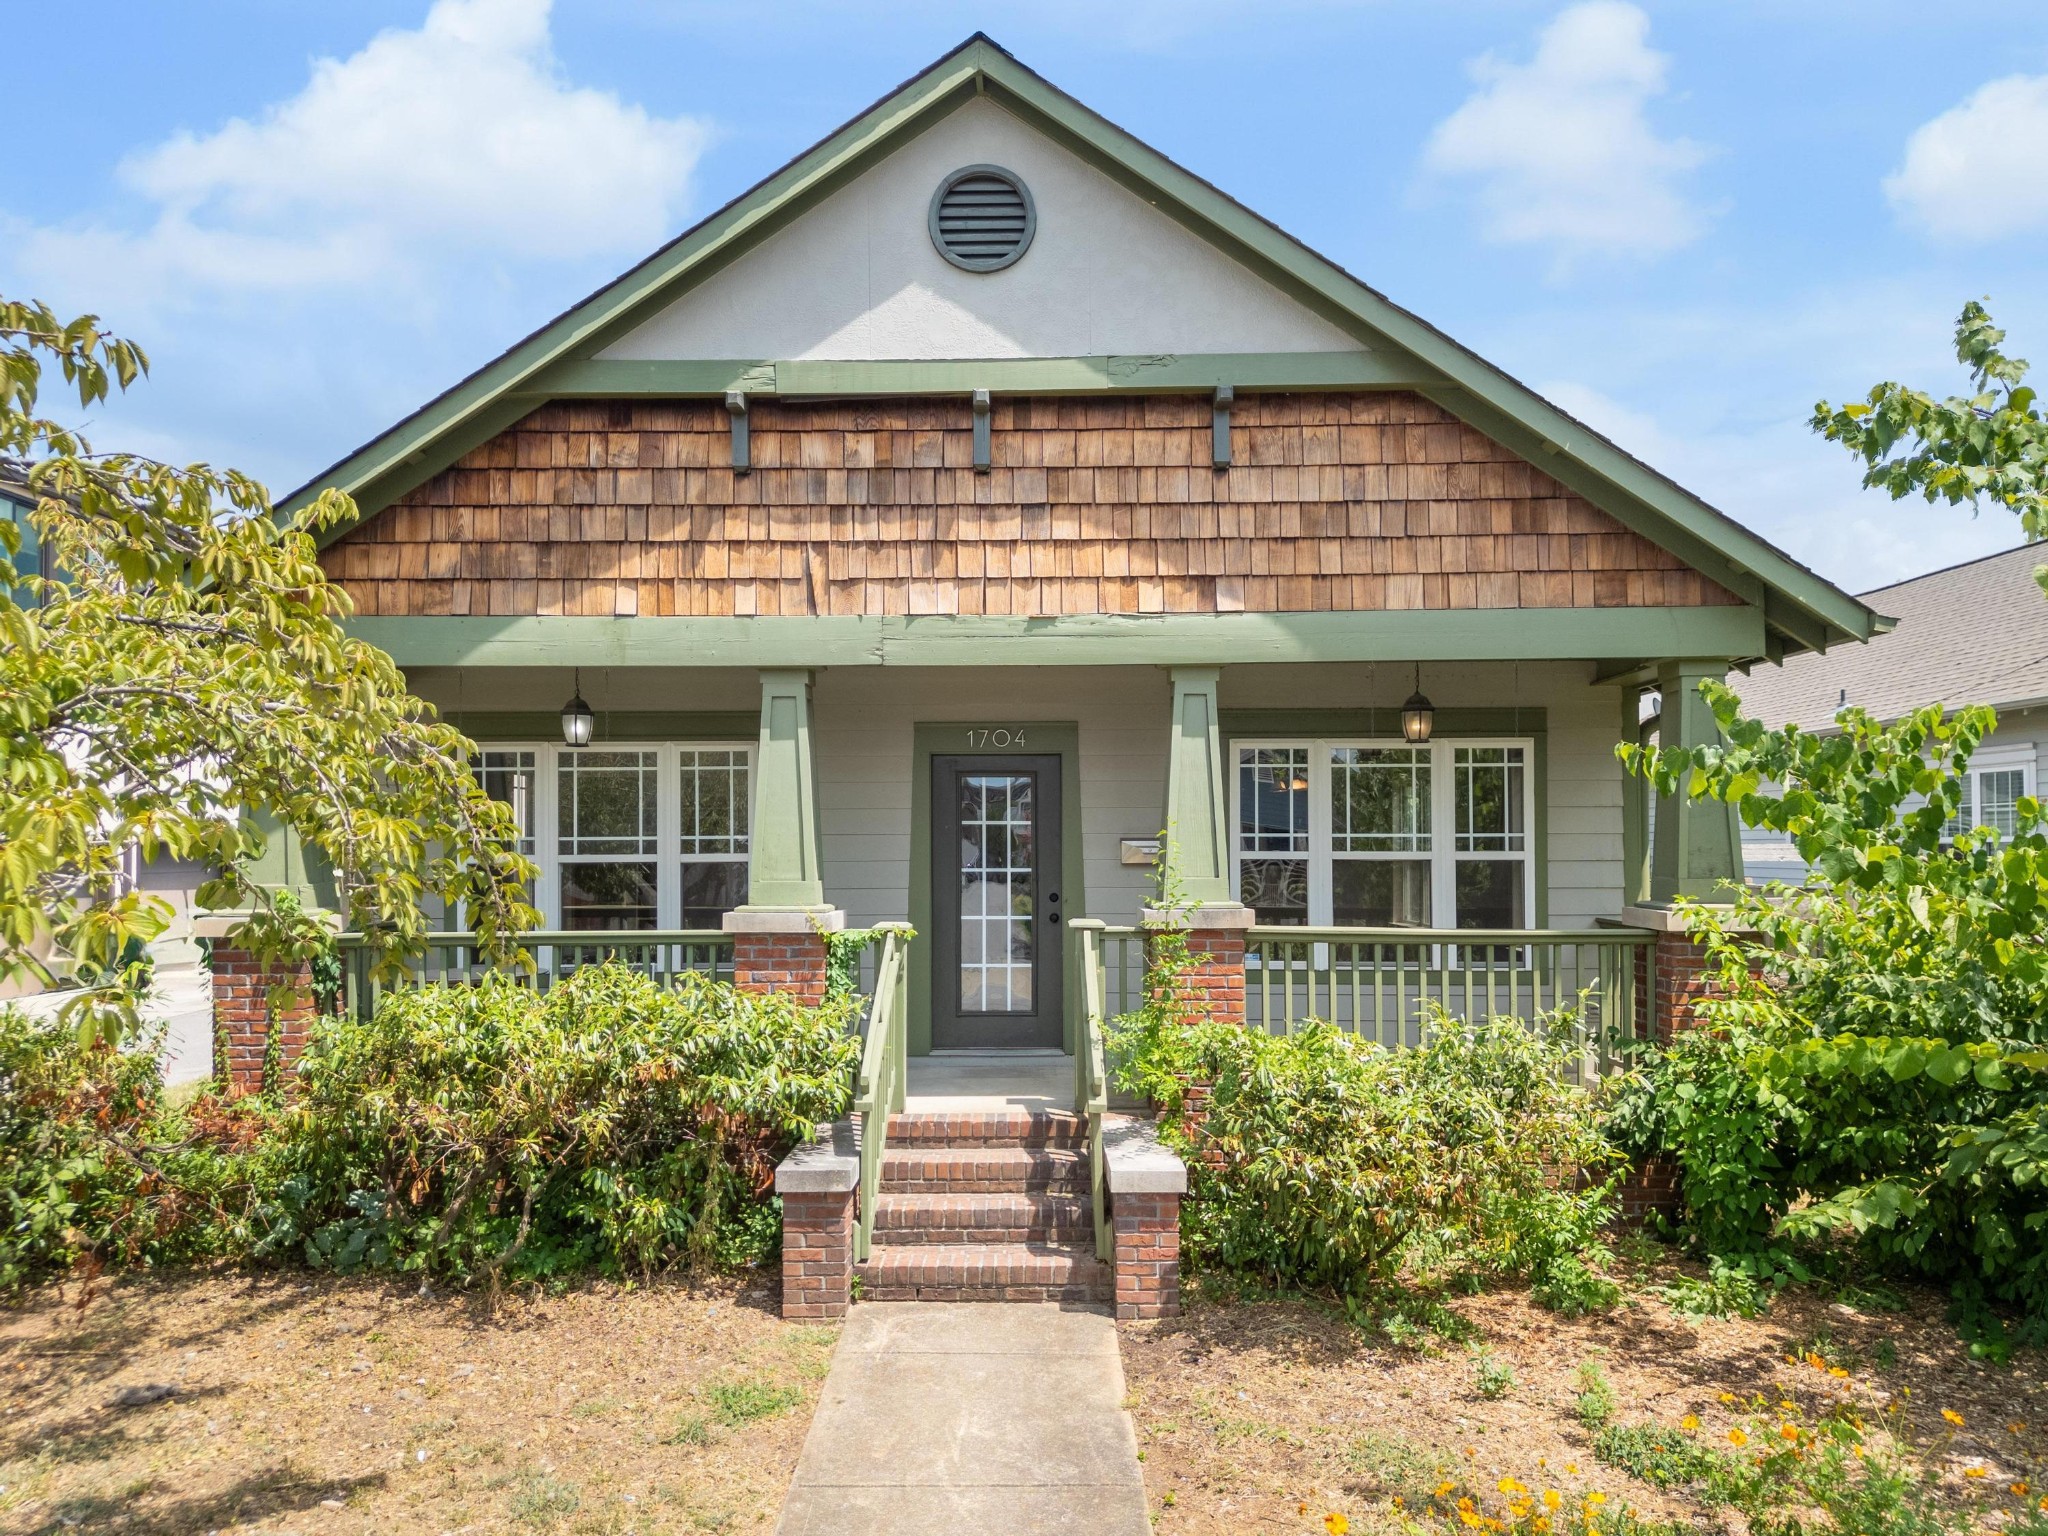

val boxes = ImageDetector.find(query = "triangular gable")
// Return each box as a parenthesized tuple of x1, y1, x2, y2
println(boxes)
(287, 33, 1879, 655)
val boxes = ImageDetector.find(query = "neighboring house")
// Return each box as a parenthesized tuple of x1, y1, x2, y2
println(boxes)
(220, 34, 1878, 1064)
(1732, 543, 2048, 884)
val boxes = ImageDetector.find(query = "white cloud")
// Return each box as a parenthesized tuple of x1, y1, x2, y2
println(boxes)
(15, 0, 708, 305)
(1886, 74, 2048, 240)
(1420, 1, 1713, 270)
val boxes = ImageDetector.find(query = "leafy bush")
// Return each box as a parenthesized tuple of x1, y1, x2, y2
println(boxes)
(1113, 1000, 1620, 1314)
(1618, 683, 2048, 1341)
(260, 963, 858, 1283)
(1572, 1359, 1618, 1427)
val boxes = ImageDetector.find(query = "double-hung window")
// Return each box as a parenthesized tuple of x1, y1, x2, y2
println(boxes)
(467, 742, 753, 930)
(1945, 757, 2034, 842)
(1233, 739, 1534, 929)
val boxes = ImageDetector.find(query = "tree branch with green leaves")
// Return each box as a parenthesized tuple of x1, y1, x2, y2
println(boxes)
(0, 297, 539, 1043)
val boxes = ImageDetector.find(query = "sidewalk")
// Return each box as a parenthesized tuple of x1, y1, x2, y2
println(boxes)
(773, 1303, 1150, 1535)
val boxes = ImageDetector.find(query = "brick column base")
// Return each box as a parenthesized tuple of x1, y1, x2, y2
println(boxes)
(1141, 905, 1255, 1027)
(732, 931, 830, 1004)
(1613, 1155, 1681, 1227)
(1112, 1190, 1182, 1319)
(207, 943, 315, 1096)
(780, 1188, 855, 1320)
(1622, 906, 1765, 1044)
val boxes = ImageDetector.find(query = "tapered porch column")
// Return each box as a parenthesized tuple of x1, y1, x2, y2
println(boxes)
(1628, 659, 1748, 1043)
(726, 668, 842, 1002)
(1149, 667, 1255, 1024)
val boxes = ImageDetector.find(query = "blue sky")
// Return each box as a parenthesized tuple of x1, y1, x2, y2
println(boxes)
(11, 0, 2048, 593)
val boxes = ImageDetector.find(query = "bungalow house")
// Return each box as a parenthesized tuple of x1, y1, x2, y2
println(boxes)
(210, 36, 1879, 1315)
(1733, 542, 2046, 883)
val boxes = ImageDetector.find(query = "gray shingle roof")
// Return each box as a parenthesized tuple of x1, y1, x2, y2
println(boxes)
(1733, 542, 2048, 732)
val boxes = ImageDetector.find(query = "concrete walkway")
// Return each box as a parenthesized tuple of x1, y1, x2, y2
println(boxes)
(772, 1303, 1150, 1534)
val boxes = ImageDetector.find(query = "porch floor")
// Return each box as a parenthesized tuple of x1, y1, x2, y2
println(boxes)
(904, 1050, 1071, 1113)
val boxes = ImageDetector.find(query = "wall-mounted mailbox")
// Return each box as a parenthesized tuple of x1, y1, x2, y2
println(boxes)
(1119, 837, 1163, 866)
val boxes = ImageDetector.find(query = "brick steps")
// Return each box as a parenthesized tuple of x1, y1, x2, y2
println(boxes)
(884, 1109, 1085, 1149)
(860, 1109, 1104, 1303)
(854, 1242, 1112, 1304)
(872, 1191, 1093, 1246)
(879, 1144, 1089, 1196)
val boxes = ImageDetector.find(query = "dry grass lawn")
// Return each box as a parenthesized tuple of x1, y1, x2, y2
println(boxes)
(1121, 1256, 2048, 1536)
(0, 1271, 831, 1536)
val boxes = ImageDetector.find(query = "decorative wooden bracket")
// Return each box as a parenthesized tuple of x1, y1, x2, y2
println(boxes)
(726, 390, 750, 473)
(972, 388, 992, 473)
(1211, 385, 1234, 468)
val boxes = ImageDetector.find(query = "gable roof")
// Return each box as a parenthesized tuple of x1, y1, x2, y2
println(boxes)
(285, 32, 1880, 658)
(1735, 542, 2048, 730)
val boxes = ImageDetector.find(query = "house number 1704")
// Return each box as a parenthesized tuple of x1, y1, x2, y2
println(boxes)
(965, 727, 1025, 748)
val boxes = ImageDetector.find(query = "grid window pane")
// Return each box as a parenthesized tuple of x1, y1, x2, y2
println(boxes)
(681, 862, 748, 927)
(558, 751, 658, 857)
(1455, 746, 1526, 852)
(1239, 748, 1309, 853)
(1979, 770, 2025, 839)
(561, 861, 658, 930)
(1944, 775, 1974, 842)
(1455, 860, 1526, 929)
(475, 750, 536, 856)
(1333, 860, 1432, 926)
(1240, 859, 1308, 924)
(1332, 747, 1431, 851)
(957, 774, 1036, 1013)
(680, 749, 749, 854)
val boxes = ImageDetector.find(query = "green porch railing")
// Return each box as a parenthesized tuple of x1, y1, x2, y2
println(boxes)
(333, 930, 734, 1023)
(1069, 920, 1113, 1262)
(1080, 923, 1654, 1067)
(852, 926, 912, 1263)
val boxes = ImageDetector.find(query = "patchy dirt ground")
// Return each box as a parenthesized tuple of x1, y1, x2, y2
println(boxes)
(1121, 1258, 2048, 1536)
(0, 1271, 831, 1536)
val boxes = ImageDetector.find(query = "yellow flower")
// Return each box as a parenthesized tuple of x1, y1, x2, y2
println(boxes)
(1779, 1424, 1800, 1442)
(1586, 1492, 1608, 1507)
(1459, 1509, 1483, 1528)
(1565, 1465, 1579, 1476)
(1498, 1478, 1527, 1496)
(1436, 1482, 1457, 1499)
(2011, 1482, 2029, 1497)
(1965, 1468, 1987, 1480)
(1852, 1446, 1865, 1461)
(1392, 1496, 1405, 1509)
(1681, 1414, 1701, 1432)
(1942, 1409, 1965, 1427)
(1533, 1518, 1551, 1534)
(1829, 1367, 1849, 1379)
(1718, 1392, 1736, 1405)
(1728, 1428, 1750, 1447)
(1325, 1515, 1350, 1536)
(2011, 1421, 2028, 1436)
(1543, 1490, 1562, 1511)
(1805, 1352, 1826, 1370)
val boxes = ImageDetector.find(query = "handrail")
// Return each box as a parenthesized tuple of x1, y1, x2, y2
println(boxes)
(851, 925, 911, 1263)
(332, 929, 735, 1021)
(1069, 919, 1112, 1262)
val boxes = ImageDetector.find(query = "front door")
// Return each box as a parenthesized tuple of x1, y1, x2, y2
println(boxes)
(930, 755, 1064, 1049)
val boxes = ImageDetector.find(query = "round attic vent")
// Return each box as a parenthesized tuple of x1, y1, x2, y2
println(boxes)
(928, 164, 1036, 272)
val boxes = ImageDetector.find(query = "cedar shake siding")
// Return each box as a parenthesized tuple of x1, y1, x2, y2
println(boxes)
(320, 391, 1742, 619)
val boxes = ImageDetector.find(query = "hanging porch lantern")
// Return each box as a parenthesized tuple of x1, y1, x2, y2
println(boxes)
(561, 668, 595, 748)
(1400, 663, 1434, 744)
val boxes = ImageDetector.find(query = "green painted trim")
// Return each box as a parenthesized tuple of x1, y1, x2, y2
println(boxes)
(1619, 687, 1649, 908)
(284, 32, 1875, 654)
(907, 721, 1084, 1056)
(1165, 668, 1231, 905)
(1648, 661, 1743, 903)
(350, 608, 1766, 669)
(527, 351, 1429, 399)
(445, 710, 757, 742)
(1217, 708, 1551, 927)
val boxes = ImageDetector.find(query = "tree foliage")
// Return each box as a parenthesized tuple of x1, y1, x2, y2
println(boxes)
(1813, 299, 2048, 588)
(0, 298, 539, 1039)
(1614, 683, 2048, 1341)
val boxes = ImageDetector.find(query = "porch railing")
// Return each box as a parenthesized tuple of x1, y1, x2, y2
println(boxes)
(1085, 922, 1654, 1065)
(1069, 920, 1113, 1262)
(334, 930, 734, 1023)
(852, 925, 912, 1263)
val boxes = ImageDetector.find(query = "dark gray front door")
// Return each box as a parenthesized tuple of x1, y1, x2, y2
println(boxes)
(930, 755, 1063, 1049)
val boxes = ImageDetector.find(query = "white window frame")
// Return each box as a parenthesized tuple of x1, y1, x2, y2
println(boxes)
(1230, 737, 1538, 930)
(1946, 746, 2036, 842)
(472, 741, 755, 930)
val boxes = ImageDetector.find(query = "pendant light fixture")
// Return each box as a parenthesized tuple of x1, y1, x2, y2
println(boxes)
(560, 668, 594, 748)
(1401, 663, 1435, 744)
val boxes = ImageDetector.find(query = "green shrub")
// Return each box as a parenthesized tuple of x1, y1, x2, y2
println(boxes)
(1472, 1350, 1515, 1399)
(1572, 1359, 1618, 1427)
(1533, 1252, 1623, 1317)
(257, 963, 859, 1283)
(1113, 999, 1620, 1313)
(1620, 683, 2048, 1342)
(1594, 1423, 1730, 1492)
(705, 1376, 802, 1425)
